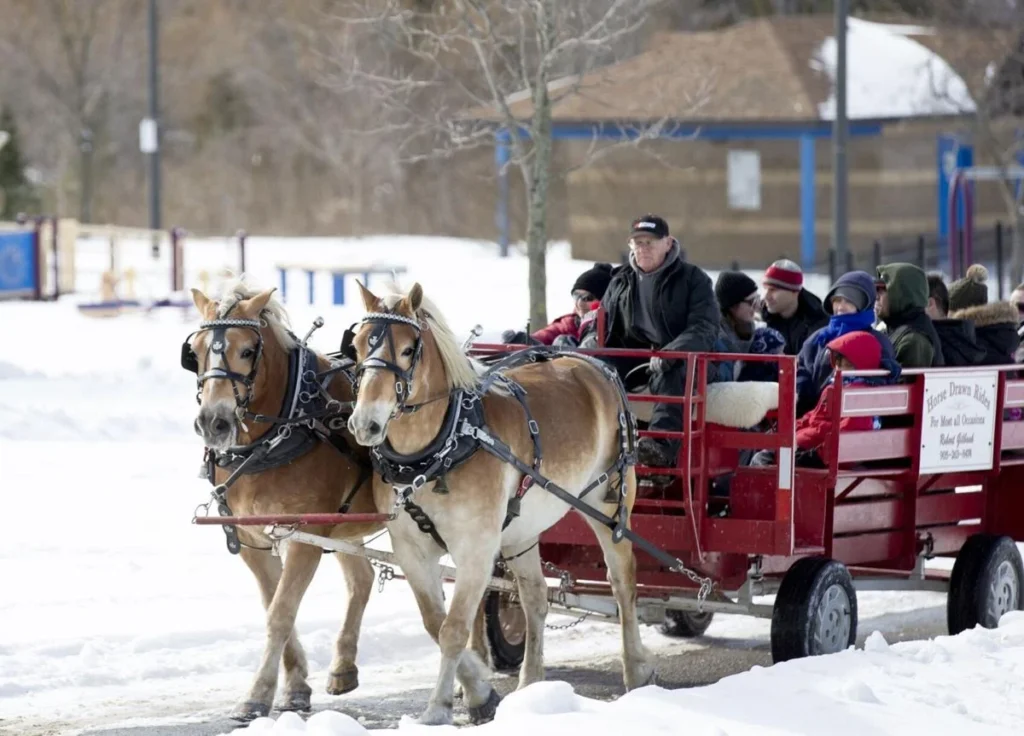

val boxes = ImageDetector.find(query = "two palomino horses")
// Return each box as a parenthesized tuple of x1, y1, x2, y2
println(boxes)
(185, 279, 651, 725)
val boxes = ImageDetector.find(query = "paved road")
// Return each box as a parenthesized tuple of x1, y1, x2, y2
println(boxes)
(30, 605, 946, 736)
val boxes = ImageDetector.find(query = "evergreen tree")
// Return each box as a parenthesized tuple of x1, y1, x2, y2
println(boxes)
(0, 106, 40, 219)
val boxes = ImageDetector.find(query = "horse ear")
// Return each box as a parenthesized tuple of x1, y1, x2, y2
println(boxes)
(357, 281, 379, 311)
(406, 283, 423, 313)
(191, 287, 212, 316)
(243, 288, 276, 316)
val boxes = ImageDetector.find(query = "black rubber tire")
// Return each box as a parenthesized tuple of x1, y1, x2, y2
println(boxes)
(771, 556, 858, 663)
(484, 588, 526, 671)
(947, 533, 1024, 635)
(660, 610, 714, 637)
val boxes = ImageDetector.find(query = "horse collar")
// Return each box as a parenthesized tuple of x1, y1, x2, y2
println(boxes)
(370, 389, 485, 491)
(214, 345, 334, 475)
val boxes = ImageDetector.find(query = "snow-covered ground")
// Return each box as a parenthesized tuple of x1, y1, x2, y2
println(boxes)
(1, 235, 1021, 735)
(246, 616, 1024, 736)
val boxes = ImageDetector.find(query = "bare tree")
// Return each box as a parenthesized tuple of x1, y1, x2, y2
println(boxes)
(324, 0, 685, 328)
(0, 0, 143, 222)
(917, 3, 1024, 283)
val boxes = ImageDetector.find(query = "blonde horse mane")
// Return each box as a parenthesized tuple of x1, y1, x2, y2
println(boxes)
(216, 275, 298, 352)
(379, 284, 482, 393)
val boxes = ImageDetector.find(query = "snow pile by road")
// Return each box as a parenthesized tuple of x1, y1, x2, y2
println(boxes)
(233, 613, 1024, 735)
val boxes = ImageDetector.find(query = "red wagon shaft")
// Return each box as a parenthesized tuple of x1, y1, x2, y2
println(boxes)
(194, 512, 393, 526)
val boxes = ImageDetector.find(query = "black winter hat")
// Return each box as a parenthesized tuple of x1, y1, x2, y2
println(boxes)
(572, 263, 614, 300)
(630, 214, 670, 240)
(715, 271, 758, 312)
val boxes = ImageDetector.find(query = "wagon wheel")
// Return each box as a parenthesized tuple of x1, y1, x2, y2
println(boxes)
(771, 556, 857, 663)
(660, 609, 715, 638)
(484, 583, 526, 671)
(948, 533, 1024, 635)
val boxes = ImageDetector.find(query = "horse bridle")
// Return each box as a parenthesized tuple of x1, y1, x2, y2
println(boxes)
(181, 316, 265, 416)
(351, 311, 428, 417)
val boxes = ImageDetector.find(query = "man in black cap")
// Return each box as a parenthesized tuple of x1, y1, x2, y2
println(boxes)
(580, 214, 719, 469)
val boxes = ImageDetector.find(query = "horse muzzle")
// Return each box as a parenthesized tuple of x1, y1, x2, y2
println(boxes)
(347, 405, 389, 447)
(196, 404, 238, 450)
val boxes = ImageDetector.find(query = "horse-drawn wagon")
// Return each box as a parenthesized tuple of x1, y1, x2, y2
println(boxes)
(468, 341, 1024, 667)
(185, 280, 1024, 724)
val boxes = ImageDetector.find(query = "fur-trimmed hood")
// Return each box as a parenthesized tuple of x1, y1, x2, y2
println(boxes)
(950, 301, 1020, 365)
(950, 301, 1018, 328)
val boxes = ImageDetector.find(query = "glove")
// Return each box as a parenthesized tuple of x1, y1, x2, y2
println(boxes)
(649, 357, 667, 374)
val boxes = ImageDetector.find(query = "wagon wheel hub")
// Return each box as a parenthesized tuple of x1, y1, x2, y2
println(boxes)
(814, 584, 852, 654)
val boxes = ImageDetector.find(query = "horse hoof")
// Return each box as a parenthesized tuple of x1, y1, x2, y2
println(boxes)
(230, 701, 270, 722)
(627, 664, 657, 691)
(277, 690, 312, 712)
(417, 702, 454, 726)
(326, 666, 359, 696)
(468, 688, 502, 725)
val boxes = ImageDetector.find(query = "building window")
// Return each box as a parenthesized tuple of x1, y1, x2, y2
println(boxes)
(727, 150, 761, 211)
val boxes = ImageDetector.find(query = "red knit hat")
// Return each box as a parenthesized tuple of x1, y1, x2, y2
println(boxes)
(763, 259, 803, 292)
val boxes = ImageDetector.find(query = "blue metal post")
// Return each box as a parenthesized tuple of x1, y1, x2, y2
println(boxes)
(279, 268, 287, 302)
(307, 269, 315, 304)
(495, 128, 510, 257)
(937, 133, 973, 247)
(332, 273, 344, 305)
(799, 134, 817, 269)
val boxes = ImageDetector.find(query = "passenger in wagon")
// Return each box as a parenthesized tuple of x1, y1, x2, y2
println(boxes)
(1011, 282, 1024, 363)
(925, 272, 986, 367)
(502, 262, 613, 348)
(874, 263, 945, 369)
(714, 270, 786, 382)
(578, 213, 721, 470)
(760, 258, 829, 356)
(751, 331, 883, 469)
(946, 265, 1020, 366)
(795, 270, 899, 416)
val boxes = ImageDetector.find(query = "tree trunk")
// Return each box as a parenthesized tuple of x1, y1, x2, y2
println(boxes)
(526, 0, 555, 331)
(79, 125, 94, 223)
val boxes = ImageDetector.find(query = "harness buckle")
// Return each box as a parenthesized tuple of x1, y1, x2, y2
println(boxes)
(528, 420, 540, 436)
(412, 474, 428, 491)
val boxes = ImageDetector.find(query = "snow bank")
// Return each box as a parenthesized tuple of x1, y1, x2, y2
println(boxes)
(232, 613, 1024, 735)
(814, 18, 976, 119)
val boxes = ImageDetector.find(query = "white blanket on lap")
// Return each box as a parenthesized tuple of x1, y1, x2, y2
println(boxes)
(704, 381, 779, 428)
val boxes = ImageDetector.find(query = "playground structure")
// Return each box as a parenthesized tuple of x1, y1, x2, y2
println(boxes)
(940, 132, 1024, 284)
(0, 216, 249, 316)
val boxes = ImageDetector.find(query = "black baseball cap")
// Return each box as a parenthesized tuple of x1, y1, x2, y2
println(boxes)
(630, 214, 669, 240)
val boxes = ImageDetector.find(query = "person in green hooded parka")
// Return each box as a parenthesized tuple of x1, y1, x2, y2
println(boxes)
(875, 263, 945, 369)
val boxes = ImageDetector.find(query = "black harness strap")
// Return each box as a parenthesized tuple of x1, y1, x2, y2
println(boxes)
(189, 317, 370, 555)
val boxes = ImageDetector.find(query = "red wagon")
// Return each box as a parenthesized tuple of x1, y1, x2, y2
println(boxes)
(467, 341, 1024, 669)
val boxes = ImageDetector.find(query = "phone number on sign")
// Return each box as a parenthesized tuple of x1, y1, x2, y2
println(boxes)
(939, 448, 973, 461)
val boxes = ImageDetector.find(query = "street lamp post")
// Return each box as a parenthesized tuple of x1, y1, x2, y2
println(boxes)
(144, 0, 161, 232)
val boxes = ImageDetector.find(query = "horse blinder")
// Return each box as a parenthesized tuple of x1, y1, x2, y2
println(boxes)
(181, 340, 199, 374)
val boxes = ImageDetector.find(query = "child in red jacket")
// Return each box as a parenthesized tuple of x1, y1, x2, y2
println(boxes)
(751, 330, 881, 468)
(503, 263, 613, 347)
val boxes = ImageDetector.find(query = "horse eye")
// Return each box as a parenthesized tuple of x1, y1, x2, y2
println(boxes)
(401, 347, 415, 358)
(240, 348, 256, 360)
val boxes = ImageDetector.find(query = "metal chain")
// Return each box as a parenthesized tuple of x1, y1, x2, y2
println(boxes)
(546, 610, 592, 630)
